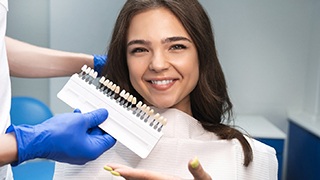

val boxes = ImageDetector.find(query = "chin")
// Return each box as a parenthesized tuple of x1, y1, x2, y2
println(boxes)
(152, 102, 175, 109)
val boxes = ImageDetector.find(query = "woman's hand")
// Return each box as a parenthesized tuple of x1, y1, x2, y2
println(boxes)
(188, 157, 212, 180)
(104, 157, 212, 180)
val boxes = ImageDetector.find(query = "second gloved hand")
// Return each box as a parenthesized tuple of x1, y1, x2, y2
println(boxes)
(6, 108, 116, 165)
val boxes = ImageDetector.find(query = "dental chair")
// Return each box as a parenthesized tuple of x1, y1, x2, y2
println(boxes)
(10, 96, 55, 180)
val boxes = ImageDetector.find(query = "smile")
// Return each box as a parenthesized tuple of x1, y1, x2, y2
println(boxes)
(151, 80, 173, 85)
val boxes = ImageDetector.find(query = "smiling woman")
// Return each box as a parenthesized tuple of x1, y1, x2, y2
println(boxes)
(53, 0, 278, 179)
(126, 7, 199, 112)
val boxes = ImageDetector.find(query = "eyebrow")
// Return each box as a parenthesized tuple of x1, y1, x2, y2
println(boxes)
(127, 36, 192, 47)
(127, 39, 151, 47)
(162, 36, 192, 43)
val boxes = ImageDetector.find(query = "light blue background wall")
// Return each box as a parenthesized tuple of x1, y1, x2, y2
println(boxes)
(7, 0, 50, 104)
(48, 0, 125, 116)
(7, 0, 320, 135)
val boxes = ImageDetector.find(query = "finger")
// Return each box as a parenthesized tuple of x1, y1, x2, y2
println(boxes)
(188, 157, 212, 180)
(104, 163, 128, 171)
(83, 134, 116, 161)
(73, 108, 82, 113)
(104, 164, 136, 179)
(84, 108, 109, 128)
(104, 163, 176, 180)
(90, 134, 116, 153)
(88, 127, 104, 135)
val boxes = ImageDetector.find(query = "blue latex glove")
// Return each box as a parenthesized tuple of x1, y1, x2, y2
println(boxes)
(93, 54, 107, 76)
(6, 108, 116, 166)
(74, 108, 104, 135)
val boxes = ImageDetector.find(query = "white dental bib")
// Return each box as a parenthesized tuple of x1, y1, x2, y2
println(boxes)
(54, 108, 277, 180)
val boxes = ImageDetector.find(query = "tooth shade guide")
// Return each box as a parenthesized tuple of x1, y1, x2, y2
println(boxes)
(132, 97, 137, 104)
(149, 119, 156, 126)
(143, 108, 154, 123)
(148, 109, 154, 116)
(144, 106, 150, 112)
(115, 86, 120, 94)
(79, 65, 88, 77)
(136, 104, 147, 117)
(111, 84, 117, 91)
(133, 101, 142, 114)
(99, 76, 106, 83)
(97, 77, 106, 90)
(162, 118, 167, 124)
(122, 93, 131, 107)
(123, 92, 130, 100)
(140, 106, 149, 120)
(136, 101, 143, 108)
(127, 95, 133, 102)
(155, 115, 164, 124)
(119, 90, 126, 97)
(58, 65, 166, 158)
(107, 82, 113, 89)
(81, 64, 88, 72)
(89, 69, 95, 77)
(141, 104, 147, 111)
(153, 113, 160, 120)
(153, 121, 160, 129)
(130, 97, 137, 109)
(93, 72, 98, 79)
(85, 67, 91, 74)
(103, 79, 110, 86)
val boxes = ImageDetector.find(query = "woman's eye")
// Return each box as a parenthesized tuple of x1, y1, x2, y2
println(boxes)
(130, 48, 148, 54)
(169, 44, 187, 50)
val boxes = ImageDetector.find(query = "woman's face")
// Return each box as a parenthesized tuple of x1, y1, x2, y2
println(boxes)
(126, 7, 199, 115)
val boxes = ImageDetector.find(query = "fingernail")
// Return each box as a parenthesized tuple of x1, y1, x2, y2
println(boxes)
(103, 165, 113, 171)
(191, 156, 199, 169)
(111, 170, 121, 176)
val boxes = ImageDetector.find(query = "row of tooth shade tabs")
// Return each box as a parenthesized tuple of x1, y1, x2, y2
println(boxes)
(78, 65, 167, 132)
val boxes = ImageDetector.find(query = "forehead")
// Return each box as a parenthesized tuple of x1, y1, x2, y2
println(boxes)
(127, 7, 191, 41)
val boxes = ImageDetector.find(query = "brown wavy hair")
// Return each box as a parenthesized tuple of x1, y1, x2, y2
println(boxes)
(102, 0, 253, 166)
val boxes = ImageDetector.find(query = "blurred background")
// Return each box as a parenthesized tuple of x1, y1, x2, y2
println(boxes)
(6, 1, 320, 179)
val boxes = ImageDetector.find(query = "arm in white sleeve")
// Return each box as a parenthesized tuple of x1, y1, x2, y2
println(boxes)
(6, 36, 95, 78)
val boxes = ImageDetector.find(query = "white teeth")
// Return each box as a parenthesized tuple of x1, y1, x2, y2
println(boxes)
(151, 80, 173, 85)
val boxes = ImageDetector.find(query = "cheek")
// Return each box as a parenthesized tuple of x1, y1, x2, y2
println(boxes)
(188, 65, 199, 88)
(127, 60, 145, 88)
(193, 68, 200, 86)
(177, 54, 199, 78)
(184, 55, 199, 87)
(127, 63, 137, 82)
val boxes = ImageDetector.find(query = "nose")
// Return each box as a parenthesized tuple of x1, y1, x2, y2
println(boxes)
(148, 51, 170, 72)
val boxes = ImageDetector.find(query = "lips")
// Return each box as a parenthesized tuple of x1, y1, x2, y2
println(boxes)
(147, 79, 176, 91)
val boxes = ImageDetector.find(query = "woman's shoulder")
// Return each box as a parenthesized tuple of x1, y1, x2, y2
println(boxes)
(229, 135, 277, 164)
(233, 136, 278, 179)
(245, 136, 276, 155)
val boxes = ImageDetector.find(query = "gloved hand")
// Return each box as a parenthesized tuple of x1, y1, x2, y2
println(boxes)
(73, 108, 104, 135)
(6, 108, 116, 166)
(93, 54, 107, 76)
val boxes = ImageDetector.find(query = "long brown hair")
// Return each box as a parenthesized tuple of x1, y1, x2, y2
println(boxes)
(102, 0, 253, 166)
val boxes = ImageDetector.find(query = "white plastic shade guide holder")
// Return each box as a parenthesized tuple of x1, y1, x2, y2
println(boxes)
(57, 65, 167, 158)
